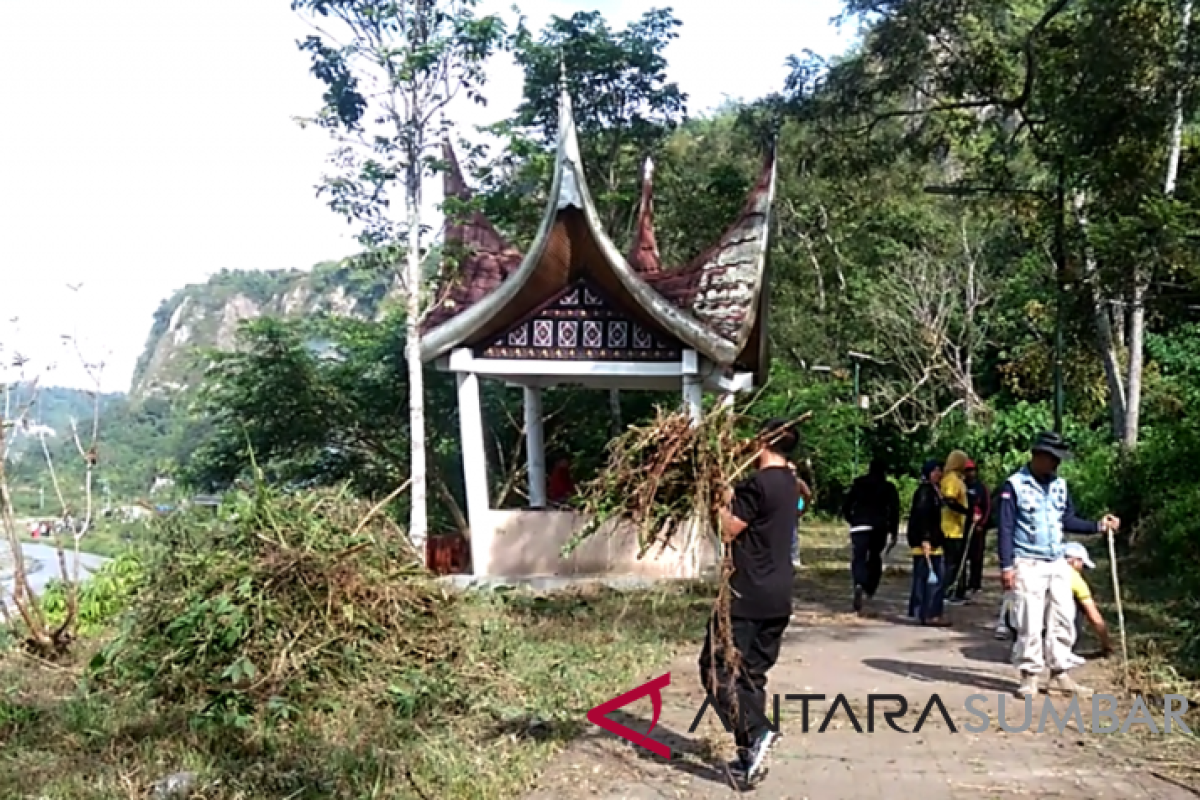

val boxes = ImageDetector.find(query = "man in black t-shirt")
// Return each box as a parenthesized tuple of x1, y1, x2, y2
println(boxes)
(698, 418, 798, 787)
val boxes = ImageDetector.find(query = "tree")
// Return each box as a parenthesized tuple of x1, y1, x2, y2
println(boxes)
(506, 9, 686, 238)
(292, 0, 505, 552)
(796, 0, 1200, 449)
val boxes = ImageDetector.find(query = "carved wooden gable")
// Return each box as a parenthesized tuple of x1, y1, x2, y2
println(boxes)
(477, 279, 683, 361)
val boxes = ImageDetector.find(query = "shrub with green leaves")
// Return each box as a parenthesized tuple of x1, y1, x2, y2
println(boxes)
(39, 553, 144, 636)
(88, 483, 468, 729)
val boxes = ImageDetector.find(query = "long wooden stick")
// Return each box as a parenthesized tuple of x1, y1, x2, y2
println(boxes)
(1106, 528, 1130, 679)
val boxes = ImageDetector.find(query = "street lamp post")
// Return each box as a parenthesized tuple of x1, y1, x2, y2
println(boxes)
(924, 180, 1067, 433)
(847, 351, 882, 476)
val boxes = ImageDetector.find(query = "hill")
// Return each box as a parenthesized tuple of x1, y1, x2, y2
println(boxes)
(130, 260, 402, 398)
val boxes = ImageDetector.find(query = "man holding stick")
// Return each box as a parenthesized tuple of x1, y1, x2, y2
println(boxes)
(997, 432, 1119, 698)
(700, 418, 799, 786)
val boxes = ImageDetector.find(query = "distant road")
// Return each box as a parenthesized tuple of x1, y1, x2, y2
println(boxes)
(1, 543, 110, 600)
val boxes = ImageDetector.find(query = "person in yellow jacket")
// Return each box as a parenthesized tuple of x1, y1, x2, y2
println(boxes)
(995, 541, 1112, 664)
(939, 450, 972, 606)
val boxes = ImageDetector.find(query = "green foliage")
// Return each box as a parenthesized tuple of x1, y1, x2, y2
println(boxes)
(751, 363, 864, 510)
(39, 553, 143, 636)
(89, 484, 457, 728)
(472, 8, 687, 245)
(293, 0, 506, 249)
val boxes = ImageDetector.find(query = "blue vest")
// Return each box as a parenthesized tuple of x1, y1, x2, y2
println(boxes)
(1005, 466, 1068, 563)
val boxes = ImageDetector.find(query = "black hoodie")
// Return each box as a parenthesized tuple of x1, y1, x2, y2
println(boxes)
(841, 472, 900, 537)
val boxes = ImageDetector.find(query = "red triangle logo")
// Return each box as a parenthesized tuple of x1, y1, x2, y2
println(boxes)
(586, 672, 672, 759)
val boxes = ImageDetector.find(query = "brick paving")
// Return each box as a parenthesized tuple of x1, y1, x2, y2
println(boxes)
(524, 567, 1197, 799)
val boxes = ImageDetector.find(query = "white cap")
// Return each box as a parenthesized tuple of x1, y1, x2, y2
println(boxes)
(1063, 542, 1095, 569)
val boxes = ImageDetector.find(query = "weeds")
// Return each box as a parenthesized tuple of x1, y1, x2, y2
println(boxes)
(0, 483, 710, 799)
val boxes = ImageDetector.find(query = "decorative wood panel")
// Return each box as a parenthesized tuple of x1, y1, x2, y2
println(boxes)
(477, 279, 682, 361)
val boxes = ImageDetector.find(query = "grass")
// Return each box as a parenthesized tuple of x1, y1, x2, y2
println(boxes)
(0, 582, 711, 800)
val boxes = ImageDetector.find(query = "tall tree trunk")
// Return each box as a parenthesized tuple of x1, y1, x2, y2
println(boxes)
(608, 389, 623, 437)
(1123, 0, 1193, 451)
(1073, 191, 1127, 440)
(1124, 289, 1145, 451)
(961, 215, 977, 421)
(800, 232, 827, 313)
(405, 152, 429, 554)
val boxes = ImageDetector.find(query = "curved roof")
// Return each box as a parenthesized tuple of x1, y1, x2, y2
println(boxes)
(421, 85, 776, 377)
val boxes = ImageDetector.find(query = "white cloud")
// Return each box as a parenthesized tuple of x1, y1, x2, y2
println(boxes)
(0, 0, 851, 393)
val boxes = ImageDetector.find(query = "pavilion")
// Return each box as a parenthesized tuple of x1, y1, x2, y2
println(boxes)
(421, 83, 777, 579)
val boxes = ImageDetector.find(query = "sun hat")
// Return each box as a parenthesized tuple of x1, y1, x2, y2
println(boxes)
(1031, 431, 1072, 461)
(1063, 542, 1095, 569)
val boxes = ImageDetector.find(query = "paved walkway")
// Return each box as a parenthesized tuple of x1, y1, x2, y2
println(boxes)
(0, 542, 109, 599)
(525, 567, 1196, 799)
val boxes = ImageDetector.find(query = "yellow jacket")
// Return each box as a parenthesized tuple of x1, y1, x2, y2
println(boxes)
(940, 450, 969, 540)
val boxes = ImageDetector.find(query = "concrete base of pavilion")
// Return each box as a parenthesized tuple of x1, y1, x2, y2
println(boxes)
(463, 509, 719, 580)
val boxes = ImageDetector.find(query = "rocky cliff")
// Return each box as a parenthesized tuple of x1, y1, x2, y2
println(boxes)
(130, 260, 402, 398)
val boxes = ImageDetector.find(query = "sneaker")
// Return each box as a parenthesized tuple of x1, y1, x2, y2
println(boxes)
(743, 730, 777, 785)
(946, 596, 968, 606)
(994, 626, 1009, 641)
(1048, 672, 1094, 698)
(1015, 673, 1039, 698)
(853, 585, 864, 613)
(726, 753, 750, 781)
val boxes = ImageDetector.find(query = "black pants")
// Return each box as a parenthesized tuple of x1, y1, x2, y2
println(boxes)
(850, 528, 887, 597)
(966, 525, 986, 591)
(698, 614, 789, 749)
(943, 536, 967, 599)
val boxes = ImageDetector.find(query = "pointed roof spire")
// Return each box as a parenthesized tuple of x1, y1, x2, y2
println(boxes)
(628, 155, 661, 275)
(420, 142, 524, 334)
(420, 83, 778, 373)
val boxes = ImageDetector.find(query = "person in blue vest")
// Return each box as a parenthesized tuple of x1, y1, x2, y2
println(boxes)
(997, 432, 1119, 699)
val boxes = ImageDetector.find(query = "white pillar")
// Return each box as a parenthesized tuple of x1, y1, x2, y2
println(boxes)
(524, 385, 546, 508)
(456, 371, 490, 572)
(682, 349, 703, 426)
(683, 376, 703, 426)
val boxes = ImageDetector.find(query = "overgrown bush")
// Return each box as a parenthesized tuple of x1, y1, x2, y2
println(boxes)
(88, 483, 471, 729)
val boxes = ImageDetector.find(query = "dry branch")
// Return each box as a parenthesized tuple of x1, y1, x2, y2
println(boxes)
(569, 403, 812, 721)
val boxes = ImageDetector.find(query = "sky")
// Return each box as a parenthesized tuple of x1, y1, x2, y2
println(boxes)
(0, 0, 856, 393)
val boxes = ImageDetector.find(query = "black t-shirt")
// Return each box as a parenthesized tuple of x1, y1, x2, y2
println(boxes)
(728, 465, 798, 620)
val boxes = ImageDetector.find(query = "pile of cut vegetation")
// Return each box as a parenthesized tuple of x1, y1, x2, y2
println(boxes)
(90, 483, 469, 728)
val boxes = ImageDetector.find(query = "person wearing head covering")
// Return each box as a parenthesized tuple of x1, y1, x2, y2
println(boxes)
(907, 459, 948, 626)
(939, 450, 972, 606)
(841, 457, 900, 613)
(700, 418, 799, 787)
(997, 432, 1120, 699)
(1061, 541, 1112, 662)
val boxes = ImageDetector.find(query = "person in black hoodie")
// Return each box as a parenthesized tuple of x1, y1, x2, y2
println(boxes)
(841, 458, 900, 613)
(907, 459, 949, 626)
